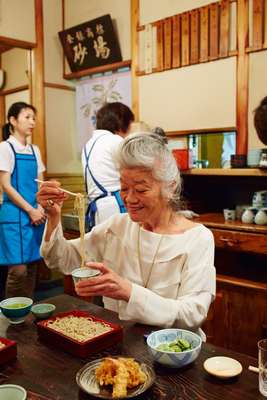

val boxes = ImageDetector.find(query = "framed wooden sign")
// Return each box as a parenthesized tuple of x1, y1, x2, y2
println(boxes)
(58, 14, 122, 72)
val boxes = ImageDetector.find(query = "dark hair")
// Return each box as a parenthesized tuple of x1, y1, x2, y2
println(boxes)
(96, 102, 134, 134)
(2, 102, 36, 141)
(152, 126, 168, 144)
(254, 96, 267, 145)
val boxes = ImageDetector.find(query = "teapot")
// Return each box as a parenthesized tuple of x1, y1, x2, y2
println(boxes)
(254, 208, 267, 225)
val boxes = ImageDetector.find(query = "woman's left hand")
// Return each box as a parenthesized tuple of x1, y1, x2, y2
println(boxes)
(75, 262, 132, 302)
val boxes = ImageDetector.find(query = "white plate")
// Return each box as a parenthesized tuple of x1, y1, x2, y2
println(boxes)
(203, 356, 242, 379)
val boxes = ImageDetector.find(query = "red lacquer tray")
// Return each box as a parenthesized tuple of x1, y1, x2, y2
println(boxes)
(37, 310, 123, 358)
(0, 337, 17, 365)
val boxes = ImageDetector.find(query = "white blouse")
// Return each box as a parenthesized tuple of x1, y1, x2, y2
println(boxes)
(41, 214, 216, 338)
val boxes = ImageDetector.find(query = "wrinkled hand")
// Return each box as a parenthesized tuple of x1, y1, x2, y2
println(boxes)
(36, 180, 67, 218)
(75, 262, 132, 302)
(28, 206, 46, 225)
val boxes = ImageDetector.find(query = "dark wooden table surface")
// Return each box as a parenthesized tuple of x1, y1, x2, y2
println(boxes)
(0, 294, 263, 399)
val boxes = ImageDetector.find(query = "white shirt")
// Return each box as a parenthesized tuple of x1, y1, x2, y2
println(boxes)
(41, 214, 216, 338)
(81, 130, 122, 199)
(0, 135, 45, 175)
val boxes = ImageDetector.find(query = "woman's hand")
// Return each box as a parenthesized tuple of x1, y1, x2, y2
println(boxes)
(36, 180, 68, 241)
(36, 180, 67, 218)
(75, 262, 132, 302)
(28, 206, 46, 225)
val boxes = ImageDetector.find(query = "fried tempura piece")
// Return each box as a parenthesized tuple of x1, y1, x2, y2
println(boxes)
(112, 360, 129, 398)
(95, 357, 147, 398)
(119, 358, 146, 388)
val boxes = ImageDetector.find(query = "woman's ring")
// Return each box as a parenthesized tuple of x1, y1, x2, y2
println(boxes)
(46, 199, 54, 207)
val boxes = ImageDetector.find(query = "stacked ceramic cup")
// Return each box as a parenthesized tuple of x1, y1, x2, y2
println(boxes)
(252, 191, 267, 225)
(247, 149, 262, 168)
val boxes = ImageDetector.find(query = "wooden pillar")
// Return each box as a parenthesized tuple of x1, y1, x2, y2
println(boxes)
(0, 56, 5, 131)
(31, 0, 46, 165)
(236, 0, 249, 155)
(131, 0, 139, 121)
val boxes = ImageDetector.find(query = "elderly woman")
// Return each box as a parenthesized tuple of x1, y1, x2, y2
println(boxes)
(38, 133, 215, 339)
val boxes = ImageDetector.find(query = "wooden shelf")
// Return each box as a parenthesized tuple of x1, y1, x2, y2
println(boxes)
(217, 274, 267, 291)
(196, 213, 267, 233)
(63, 60, 131, 80)
(182, 168, 267, 176)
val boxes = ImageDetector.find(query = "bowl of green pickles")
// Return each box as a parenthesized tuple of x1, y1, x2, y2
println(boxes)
(146, 328, 202, 368)
(0, 297, 33, 324)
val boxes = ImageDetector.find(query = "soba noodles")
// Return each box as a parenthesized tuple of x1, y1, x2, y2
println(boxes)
(46, 316, 112, 342)
(74, 193, 86, 267)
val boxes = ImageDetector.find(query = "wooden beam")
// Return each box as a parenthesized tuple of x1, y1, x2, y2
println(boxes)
(31, 0, 46, 165)
(131, 0, 140, 120)
(0, 36, 36, 49)
(236, 0, 249, 155)
(64, 60, 131, 80)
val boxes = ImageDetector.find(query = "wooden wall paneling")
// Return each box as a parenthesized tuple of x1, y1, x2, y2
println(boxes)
(32, 0, 46, 166)
(264, 0, 267, 46)
(131, 0, 140, 120)
(172, 15, 181, 68)
(253, 0, 264, 48)
(209, 3, 220, 59)
(163, 17, 172, 70)
(156, 20, 164, 71)
(220, 0, 230, 57)
(236, 0, 249, 155)
(200, 6, 209, 62)
(190, 9, 200, 64)
(181, 12, 190, 66)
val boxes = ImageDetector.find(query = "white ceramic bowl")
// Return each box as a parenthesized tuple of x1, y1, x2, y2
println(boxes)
(31, 303, 56, 319)
(71, 267, 101, 284)
(0, 384, 27, 400)
(146, 328, 202, 368)
(0, 297, 33, 324)
(203, 356, 242, 378)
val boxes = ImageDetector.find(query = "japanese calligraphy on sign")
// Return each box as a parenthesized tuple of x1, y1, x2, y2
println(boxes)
(58, 14, 122, 72)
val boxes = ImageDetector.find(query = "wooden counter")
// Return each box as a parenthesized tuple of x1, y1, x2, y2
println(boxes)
(196, 213, 267, 356)
(0, 294, 262, 400)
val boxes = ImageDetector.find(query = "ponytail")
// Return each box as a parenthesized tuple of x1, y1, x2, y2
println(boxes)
(2, 123, 11, 141)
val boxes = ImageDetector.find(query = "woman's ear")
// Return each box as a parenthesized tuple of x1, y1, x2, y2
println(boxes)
(9, 116, 16, 130)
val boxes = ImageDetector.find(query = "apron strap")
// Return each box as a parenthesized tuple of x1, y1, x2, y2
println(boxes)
(83, 134, 108, 195)
(83, 134, 126, 230)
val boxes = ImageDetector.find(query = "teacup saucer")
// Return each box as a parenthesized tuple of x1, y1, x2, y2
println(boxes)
(203, 356, 242, 379)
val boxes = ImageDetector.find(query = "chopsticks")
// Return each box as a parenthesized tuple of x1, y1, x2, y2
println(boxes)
(248, 365, 259, 373)
(35, 179, 80, 197)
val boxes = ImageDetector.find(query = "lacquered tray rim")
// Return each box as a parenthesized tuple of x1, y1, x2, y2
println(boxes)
(37, 309, 123, 346)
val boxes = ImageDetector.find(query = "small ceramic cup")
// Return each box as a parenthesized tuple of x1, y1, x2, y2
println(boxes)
(71, 267, 101, 285)
(241, 207, 258, 224)
(223, 209, 236, 221)
(254, 208, 267, 225)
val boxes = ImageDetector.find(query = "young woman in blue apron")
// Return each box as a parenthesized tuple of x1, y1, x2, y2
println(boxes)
(0, 102, 46, 299)
(82, 102, 134, 230)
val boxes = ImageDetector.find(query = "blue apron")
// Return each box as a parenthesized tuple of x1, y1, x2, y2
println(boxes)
(0, 142, 44, 265)
(83, 134, 126, 230)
